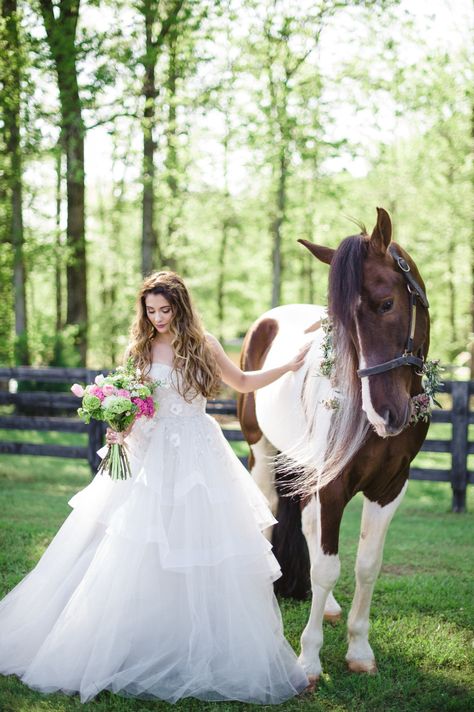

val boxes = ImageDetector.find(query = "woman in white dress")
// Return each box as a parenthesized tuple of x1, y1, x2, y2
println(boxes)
(0, 271, 310, 704)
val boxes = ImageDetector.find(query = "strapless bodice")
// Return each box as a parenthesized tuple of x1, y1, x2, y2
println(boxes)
(149, 362, 207, 418)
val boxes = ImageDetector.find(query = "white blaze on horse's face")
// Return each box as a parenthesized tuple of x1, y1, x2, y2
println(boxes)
(355, 315, 412, 438)
(354, 318, 391, 437)
(360, 373, 392, 437)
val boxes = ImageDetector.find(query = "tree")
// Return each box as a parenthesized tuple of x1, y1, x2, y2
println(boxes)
(139, 0, 185, 275)
(244, 0, 392, 307)
(0, 0, 28, 364)
(38, 0, 87, 363)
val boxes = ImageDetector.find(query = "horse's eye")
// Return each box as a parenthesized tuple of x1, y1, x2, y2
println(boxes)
(380, 299, 393, 314)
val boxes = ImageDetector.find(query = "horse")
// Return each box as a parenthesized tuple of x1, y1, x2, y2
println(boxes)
(237, 207, 430, 685)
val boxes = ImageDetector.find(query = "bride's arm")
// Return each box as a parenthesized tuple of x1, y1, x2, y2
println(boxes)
(206, 333, 309, 394)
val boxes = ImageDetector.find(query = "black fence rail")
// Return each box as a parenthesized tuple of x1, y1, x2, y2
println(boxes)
(0, 368, 472, 512)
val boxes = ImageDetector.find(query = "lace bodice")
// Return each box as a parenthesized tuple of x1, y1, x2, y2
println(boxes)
(124, 362, 207, 462)
(149, 362, 207, 418)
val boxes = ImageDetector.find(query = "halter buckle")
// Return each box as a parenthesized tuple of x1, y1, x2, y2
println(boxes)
(397, 256, 410, 272)
(415, 354, 425, 377)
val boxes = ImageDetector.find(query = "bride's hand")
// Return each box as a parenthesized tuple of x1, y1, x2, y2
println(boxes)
(287, 342, 311, 372)
(105, 423, 133, 445)
(106, 428, 123, 445)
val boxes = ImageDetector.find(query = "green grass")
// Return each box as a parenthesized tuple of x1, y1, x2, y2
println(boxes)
(0, 442, 473, 711)
(0, 429, 87, 447)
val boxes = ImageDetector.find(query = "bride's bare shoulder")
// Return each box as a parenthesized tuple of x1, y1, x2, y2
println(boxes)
(204, 333, 228, 366)
(205, 332, 221, 351)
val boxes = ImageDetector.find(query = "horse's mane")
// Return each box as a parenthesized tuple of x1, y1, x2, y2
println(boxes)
(329, 234, 368, 329)
(277, 234, 372, 495)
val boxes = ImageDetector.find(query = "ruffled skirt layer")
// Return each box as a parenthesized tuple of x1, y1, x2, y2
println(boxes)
(0, 413, 308, 704)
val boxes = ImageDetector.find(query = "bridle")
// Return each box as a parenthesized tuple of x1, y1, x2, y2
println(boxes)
(356, 245, 430, 379)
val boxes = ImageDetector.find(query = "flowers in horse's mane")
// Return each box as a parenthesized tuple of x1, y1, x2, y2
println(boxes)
(319, 317, 335, 379)
(318, 318, 443, 426)
(321, 396, 341, 411)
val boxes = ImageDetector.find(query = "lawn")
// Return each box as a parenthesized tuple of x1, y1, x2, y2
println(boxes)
(0, 444, 473, 712)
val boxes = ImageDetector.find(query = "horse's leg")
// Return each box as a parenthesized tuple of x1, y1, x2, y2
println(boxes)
(324, 590, 342, 623)
(299, 493, 344, 685)
(249, 435, 278, 540)
(250, 439, 312, 600)
(346, 482, 408, 673)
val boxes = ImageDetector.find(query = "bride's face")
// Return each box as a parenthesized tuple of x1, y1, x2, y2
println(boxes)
(145, 293, 174, 335)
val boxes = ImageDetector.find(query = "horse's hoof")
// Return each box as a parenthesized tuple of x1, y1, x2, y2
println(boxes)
(323, 611, 342, 624)
(347, 659, 378, 674)
(303, 674, 319, 693)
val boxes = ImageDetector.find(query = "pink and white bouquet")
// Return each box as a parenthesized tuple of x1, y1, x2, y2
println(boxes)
(71, 358, 161, 480)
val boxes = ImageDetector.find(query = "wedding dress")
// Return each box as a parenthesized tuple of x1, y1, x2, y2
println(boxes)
(0, 363, 308, 704)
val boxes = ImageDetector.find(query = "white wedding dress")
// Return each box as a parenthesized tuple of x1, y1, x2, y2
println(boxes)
(0, 363, 308, 704)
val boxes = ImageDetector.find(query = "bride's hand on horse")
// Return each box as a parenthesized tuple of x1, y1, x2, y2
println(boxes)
(287, 342, 311, 372)
(105, 423, 133, 445)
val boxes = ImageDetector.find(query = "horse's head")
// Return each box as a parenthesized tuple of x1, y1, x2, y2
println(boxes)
(299, 207, 430, 438)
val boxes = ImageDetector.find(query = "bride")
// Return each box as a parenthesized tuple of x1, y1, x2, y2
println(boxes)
(0, 271, 310, 704)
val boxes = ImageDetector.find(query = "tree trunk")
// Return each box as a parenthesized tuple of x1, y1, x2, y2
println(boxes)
(470, 102, 474, 378)
(52, 143, 65, 366)
(63, 101, 86, 360)
(39, 0, 87, 365)
(471, 235, 474, 377)
(444, 164, 459, 356)
(3, 0, 28, 364)
(140, 0, 184, 276)
(141, 0, 159, 276)
(217, 108, 232, 341)
(217, 219, 229, 341)
(55, 144, 63, 334)
(163, 23, 179, 272)
(107, 134, 129, 364)
(271, 147, 288, 307)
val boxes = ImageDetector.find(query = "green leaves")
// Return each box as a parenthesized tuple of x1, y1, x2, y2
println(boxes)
(0, 0, 471, 372)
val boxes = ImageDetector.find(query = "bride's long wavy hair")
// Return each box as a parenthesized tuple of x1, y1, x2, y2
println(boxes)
(126, 272, 222, 401)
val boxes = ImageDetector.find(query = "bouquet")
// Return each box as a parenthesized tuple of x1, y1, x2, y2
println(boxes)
(71, 358, 161, 480)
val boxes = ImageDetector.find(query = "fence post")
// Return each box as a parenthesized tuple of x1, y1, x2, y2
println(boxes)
(450, 381, 469, 512)
(88, 419, 106, 475)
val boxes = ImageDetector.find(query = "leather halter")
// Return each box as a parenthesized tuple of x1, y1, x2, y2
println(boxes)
(356, 245, 430, 379)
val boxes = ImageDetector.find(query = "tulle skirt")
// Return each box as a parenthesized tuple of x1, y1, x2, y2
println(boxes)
(0, 412, 308, 704)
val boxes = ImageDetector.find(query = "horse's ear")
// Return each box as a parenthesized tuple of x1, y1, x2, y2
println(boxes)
(370, 207, 392, 254)
(298, 239, 335, 265)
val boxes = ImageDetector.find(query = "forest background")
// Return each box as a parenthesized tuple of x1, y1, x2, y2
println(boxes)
(0, 0, 472, 375)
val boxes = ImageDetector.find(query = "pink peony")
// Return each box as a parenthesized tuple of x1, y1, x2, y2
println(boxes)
(71, 383, 85, 398)
(102, 383, 116, 396)
(89, 384, 105, 401)
(116, 389, 131, 398)
(132, 396, 155, 418)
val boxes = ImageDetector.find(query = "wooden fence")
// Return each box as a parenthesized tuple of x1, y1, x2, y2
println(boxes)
(0, 368, 472, 512)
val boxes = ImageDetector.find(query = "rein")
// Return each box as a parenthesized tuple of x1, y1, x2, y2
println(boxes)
(356, 245, 430, 379)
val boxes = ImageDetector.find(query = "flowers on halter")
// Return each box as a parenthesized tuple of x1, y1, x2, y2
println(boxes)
(409, 359, 443, 424)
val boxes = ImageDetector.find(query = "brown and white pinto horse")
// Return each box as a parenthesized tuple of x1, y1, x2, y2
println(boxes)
(238, 208, 430, 684)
